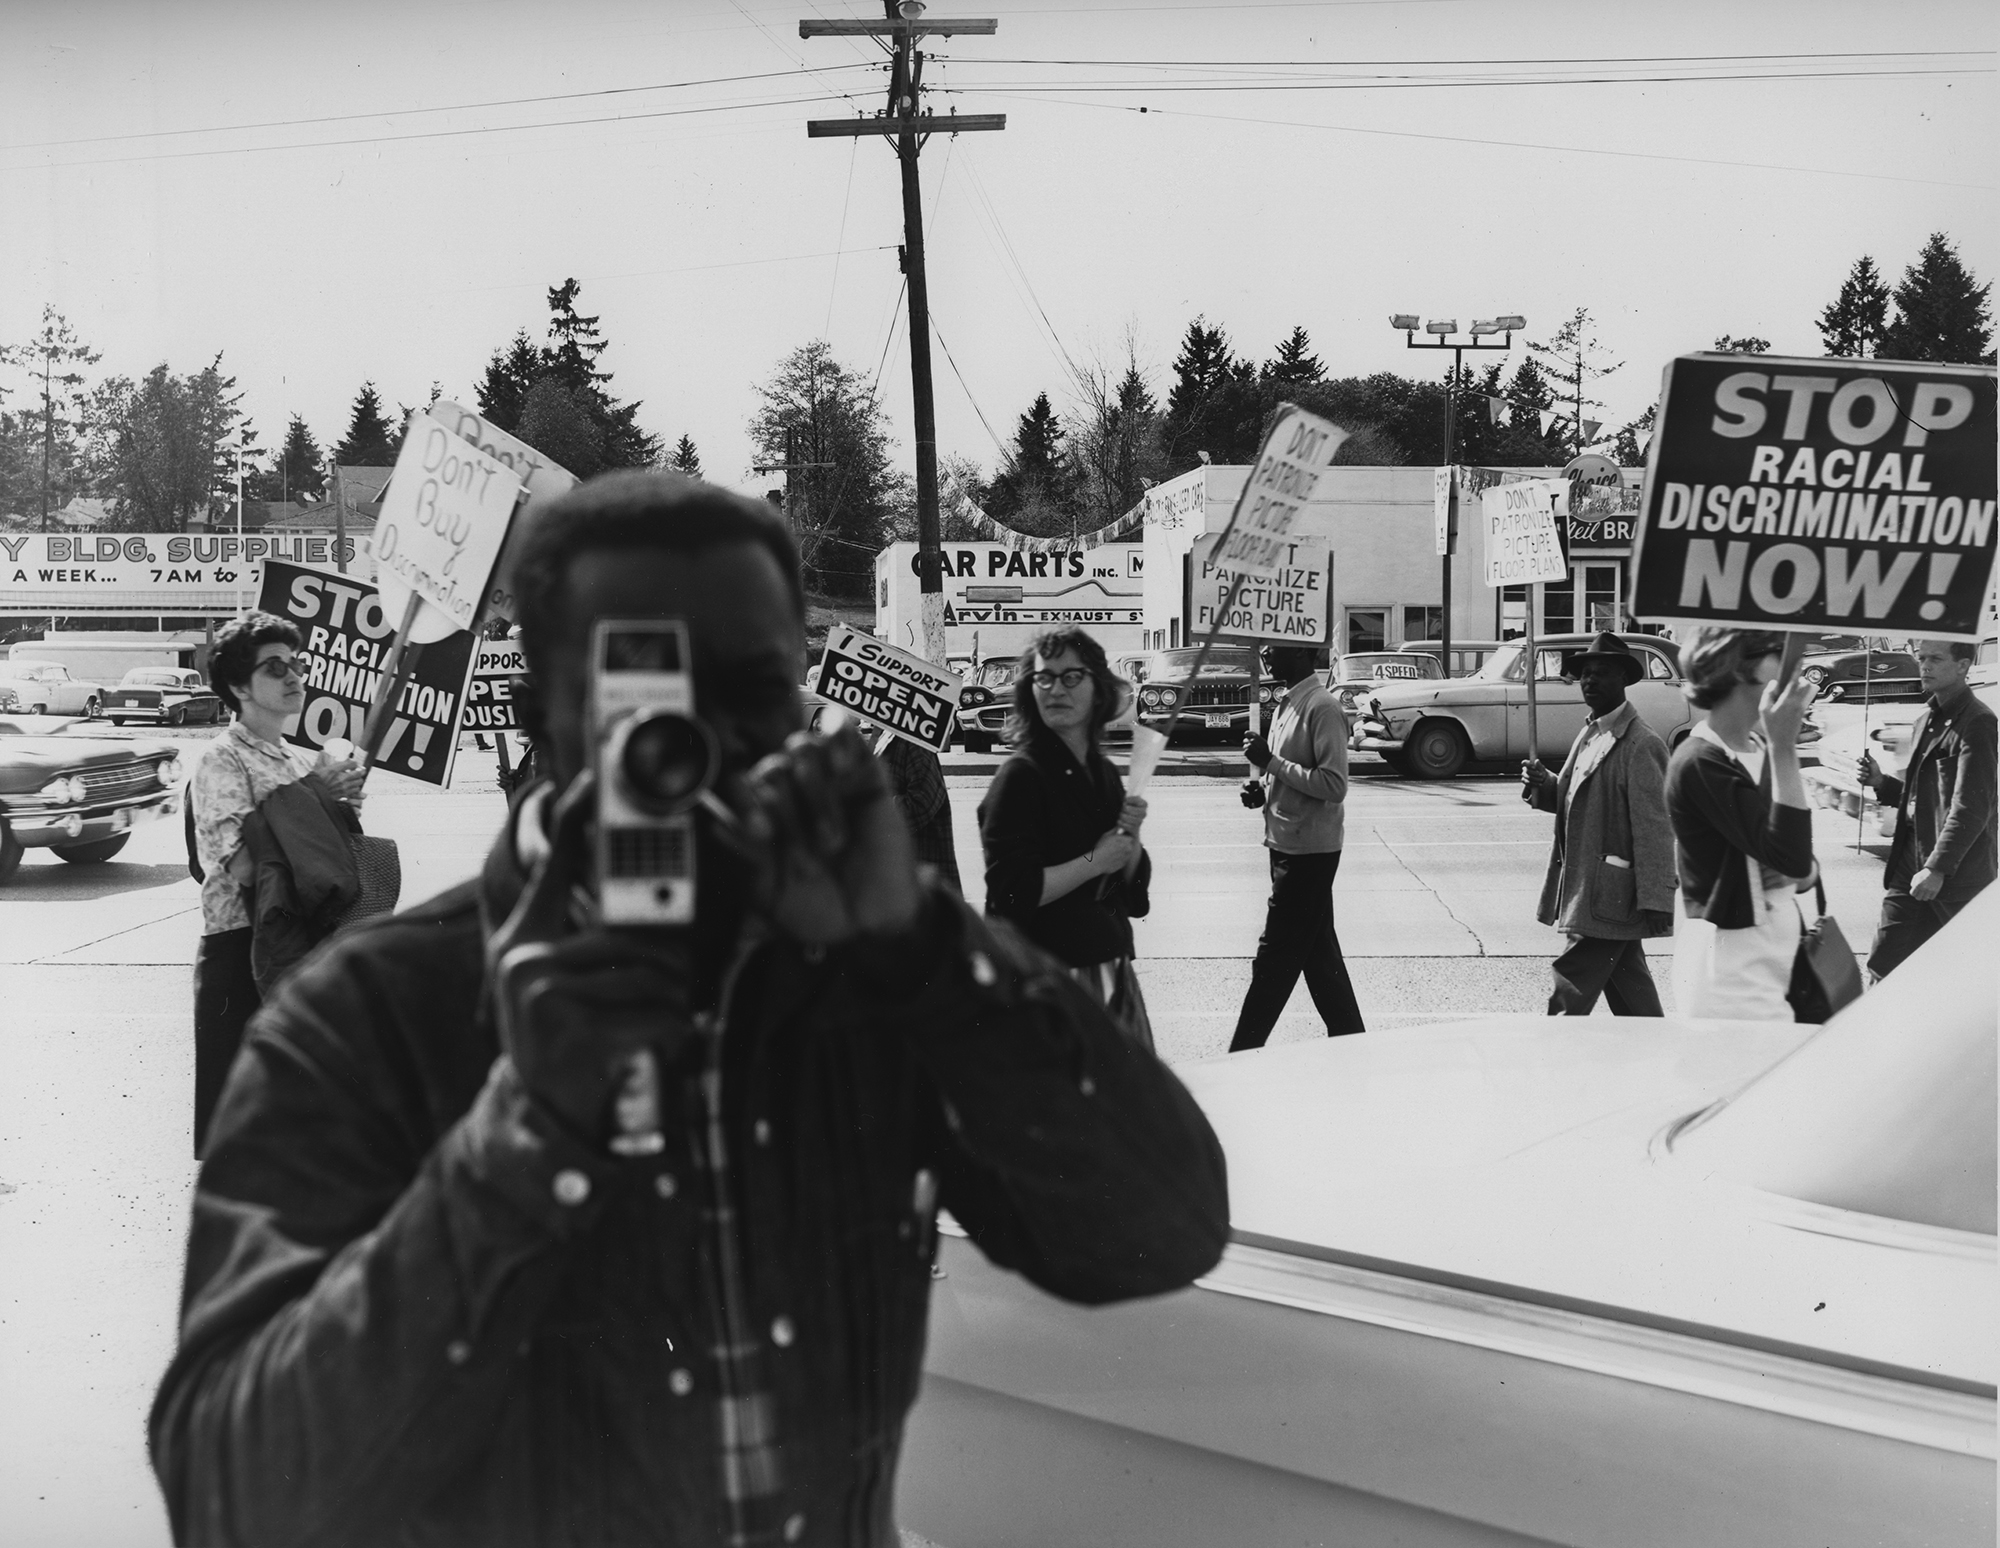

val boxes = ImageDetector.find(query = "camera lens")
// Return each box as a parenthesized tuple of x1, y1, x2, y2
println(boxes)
(618, 711, 718, 814)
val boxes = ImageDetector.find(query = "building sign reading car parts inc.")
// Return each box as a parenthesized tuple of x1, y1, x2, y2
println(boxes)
(259, 559, 477, 787)
(811, 625, 962, 754)
(1191, 535, 1331, 642)
(1632, 355, 1997, 638)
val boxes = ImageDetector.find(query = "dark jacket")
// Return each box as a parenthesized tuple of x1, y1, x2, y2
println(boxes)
(1531, 702, 1676, 940)
(1876, 685, 1997, 903)
(977, 727, 1152, 967)
(150, 808, 1228, 1548)
(881, 736, 961, 892)
(240, 774, 359, 994)
(1665, 735, 1814, 928)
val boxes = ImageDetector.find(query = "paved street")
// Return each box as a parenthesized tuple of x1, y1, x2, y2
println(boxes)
(0, 733, 1897, 1546)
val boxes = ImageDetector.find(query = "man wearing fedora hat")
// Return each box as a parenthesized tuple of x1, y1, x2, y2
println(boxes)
(1521, 631, 1677, 1015)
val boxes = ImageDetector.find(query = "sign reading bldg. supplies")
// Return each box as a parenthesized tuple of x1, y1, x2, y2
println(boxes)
(1482, 480, 1570, 588)
(1192, 535, 1331, 642)
(259, 559, 477, 787)
(1210, 405, 1349, 578)
(1632, 354, 1997, 638)
(371, 410, 524, 641)
(812, 625, 962, 754)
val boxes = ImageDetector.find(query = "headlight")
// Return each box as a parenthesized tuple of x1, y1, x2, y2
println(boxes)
(157, 755, 185, 785)
(1139, 688, 1161, 709)
(39, 775, 86, 804)
(1258, 685, 1276, 703)
(1156, 687, 1179, 708)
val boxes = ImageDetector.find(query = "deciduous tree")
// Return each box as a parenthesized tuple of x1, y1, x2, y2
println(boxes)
(88, 357, 255, 532)
(1527, 308, 1622, 459)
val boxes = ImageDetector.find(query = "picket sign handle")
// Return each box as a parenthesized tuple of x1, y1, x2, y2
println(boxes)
(1524, 582, 1539, 761)
(356, 591, 427, 785)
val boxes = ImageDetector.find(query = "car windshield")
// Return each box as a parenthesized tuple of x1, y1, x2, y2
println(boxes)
(1335, 654, 1438, 682)
(125, 671, 179, 684)
(1471, 644, 1525, 682)
(1156, 648, 1257, 675)
(976, 661, 1015, 687)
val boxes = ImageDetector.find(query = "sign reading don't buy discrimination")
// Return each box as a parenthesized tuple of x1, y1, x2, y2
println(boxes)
(812, 626, 962, 754)
(372, 411, 524, 639)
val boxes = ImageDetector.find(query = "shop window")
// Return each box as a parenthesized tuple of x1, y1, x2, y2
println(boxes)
(1346, 609, 1387, 653)
(1500, 586, 1528, 640)
(1583, 563, 1621, 633)
(1402, 605, 1443, 643)
(1541, 572, 1577, 635)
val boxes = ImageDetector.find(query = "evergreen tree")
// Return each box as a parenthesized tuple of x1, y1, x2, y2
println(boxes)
(1817, 256, 1891, 358)
(987, 392, 1082, 535)
(332, 383, 398, 467)
(517, 379, 606, 479)
(1527, 308, 1622, 459)
(475, 332, 541, 433)
(1262, 326, 1324, 386)
(1879, 233, 1994, 365)
(669, 435, 703, 478)
(0, 307, 101, 529)
(249, 414, 325, 501)
(1160, 317, 1260, 470)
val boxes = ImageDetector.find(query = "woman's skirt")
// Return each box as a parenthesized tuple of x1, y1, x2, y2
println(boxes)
(193, 927, 259, 1156)
(1061, 955, 1155, 1054)
(1673, 885, 1801, 1021)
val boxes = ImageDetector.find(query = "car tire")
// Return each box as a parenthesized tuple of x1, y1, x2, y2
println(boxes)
(1380, 753, 1412, 777)
(963, 732, 991, 754)
(52, 834, 130, 864)
(83, 697, 102, 718)
(30, 702, 48, 716)
(1406, 719, 1470, 779)
(109, 717, 125, 726)
(165, 705, 184, 726)
(0, 821, 21, 883)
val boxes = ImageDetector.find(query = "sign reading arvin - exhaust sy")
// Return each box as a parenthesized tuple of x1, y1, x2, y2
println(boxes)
(1632, 354, 1995, 638)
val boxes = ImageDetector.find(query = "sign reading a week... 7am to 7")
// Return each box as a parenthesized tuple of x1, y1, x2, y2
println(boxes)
(1632, 354, 1996, 638)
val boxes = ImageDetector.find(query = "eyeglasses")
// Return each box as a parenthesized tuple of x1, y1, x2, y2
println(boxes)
(255, 657, 307, 682)
(1026, 667, 1089, 691)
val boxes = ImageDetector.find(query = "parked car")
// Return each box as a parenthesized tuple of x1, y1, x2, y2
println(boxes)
(0, 660, 108, 717)
(897, 894, 1997, 1548)
(1799, 647, 1922, 702)
(1398, 637, 1505, 678)
(1321, 650, 1443, 717)
(0, 722, 185, 880)
(1124, 647, 1278, 743)
(954, 660, 1018, 752)
(104, 667, 225, 727)
(0, 683, 18, 713)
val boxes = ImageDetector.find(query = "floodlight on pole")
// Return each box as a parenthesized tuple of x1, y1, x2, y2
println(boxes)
(1426, 319, 1457, 336)
(1469, 320, 1501, 337)
(1389, 313, 1421, 332)
(1495, 315, 1527, 332)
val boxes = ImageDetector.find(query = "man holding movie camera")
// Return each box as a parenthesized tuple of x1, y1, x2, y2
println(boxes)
(150, 473, 1229, 1548)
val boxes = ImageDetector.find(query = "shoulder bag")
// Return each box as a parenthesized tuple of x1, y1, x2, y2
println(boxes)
(1787, 879, 1864, 1024)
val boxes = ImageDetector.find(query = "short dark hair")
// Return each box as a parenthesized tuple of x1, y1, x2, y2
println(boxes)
(1679, 626, 1787, 710)
(1925, 639, 1977, 664)
(210, 611, 303, 715)
(512, 470, 804, 677)
(1003, 627, 1126, 747)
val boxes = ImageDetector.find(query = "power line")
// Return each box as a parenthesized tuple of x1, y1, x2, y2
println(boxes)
(927, 310, 1009, 458)
(935, 65, 1990, 94)
(0, 65, 881, 154)
(972, 92, 1998, 192)
(953, 49, 1995, 68)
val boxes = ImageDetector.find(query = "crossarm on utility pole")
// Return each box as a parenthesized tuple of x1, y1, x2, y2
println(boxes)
(801, 18, 996, 35)
(806, 115, 1005, 137)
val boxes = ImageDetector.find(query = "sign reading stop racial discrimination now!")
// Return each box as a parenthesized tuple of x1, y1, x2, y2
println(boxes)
(1211, 405, 1349, 578)
(1632, 354, 1997, 638)
(260, 559, 478, 787)
(812, 625, 962, 754)
(1482, 480, 1570, 588)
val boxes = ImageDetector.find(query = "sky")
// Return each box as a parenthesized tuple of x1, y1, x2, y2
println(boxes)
(2, 0, 1994, 502)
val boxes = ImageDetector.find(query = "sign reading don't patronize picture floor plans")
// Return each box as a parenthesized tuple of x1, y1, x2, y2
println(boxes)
(1632, 354, 1997, 638)
(1482, 480, 1570, 588)
(259, 558, 478, 786)
(1191, 535, 1331, 642)
(811, 625, 962, 754)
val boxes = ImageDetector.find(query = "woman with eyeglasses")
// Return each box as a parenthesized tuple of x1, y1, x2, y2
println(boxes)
(1664, 626, 1819, 1020)
(977, 627, 1155, 1050)
(188, 612, 366, 1152)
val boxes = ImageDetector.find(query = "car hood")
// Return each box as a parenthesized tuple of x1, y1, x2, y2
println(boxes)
(0, 734, 174, 767)
(1364, 681, 1454, 711)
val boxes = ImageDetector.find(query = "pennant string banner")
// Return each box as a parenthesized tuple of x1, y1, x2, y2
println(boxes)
(941, 479, 1148, 553)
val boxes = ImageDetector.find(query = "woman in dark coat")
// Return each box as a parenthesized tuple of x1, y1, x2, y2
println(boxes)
(977, 627, 1154, 1050)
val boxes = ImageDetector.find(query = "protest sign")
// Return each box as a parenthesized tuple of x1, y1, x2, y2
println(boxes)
(1632, 354, 1997, 638)
(431, 400, 579, 627)
(464, 638, 525, 733)
(1191, 534, 1331, 642)
(812, 625, 962, 754)
(1482, 480, 1570, 588)
(1210, 405, 1349, 578)
(371, 411, 525, 643)
(260, 559, 477, 786)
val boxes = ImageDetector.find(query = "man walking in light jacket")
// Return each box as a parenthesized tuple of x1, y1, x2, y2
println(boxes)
(1229, 643, 1366, 1050)
(1521, 632, 1677, 1015)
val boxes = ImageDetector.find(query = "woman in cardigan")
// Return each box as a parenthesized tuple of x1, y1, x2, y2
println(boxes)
(977, 627, 1154, 1050)
(1664, 627, 1818, 1019)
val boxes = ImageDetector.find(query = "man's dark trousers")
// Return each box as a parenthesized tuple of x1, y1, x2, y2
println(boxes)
(1229, 849, 1366, 1050)
(1549, 935, 1663, 1016)
(1868, 891, 1963, 979)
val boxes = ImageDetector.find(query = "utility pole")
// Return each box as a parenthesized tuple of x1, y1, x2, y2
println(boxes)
(803, 1, 1002, 665)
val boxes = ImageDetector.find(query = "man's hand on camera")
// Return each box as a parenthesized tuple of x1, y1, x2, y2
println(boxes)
(1242, 732, 1274, 770)
(486, 773, 691, 1148)
(729, 712, 921, 945)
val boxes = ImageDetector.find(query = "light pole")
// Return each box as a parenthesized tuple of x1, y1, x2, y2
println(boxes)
(1391, 313, 1523, 676)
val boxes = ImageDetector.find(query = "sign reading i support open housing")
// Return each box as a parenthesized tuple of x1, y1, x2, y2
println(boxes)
(259, 559, 478, 786)
(812, 625, 963, 754)
(1632, 354, 1997, 638)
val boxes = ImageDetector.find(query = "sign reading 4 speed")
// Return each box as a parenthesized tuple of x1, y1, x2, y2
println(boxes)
(812, 626, 962, 754)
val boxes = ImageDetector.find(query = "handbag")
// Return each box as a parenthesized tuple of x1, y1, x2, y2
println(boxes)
(1787, 879, 1864, 1024)
(332, 832, 401, 934)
